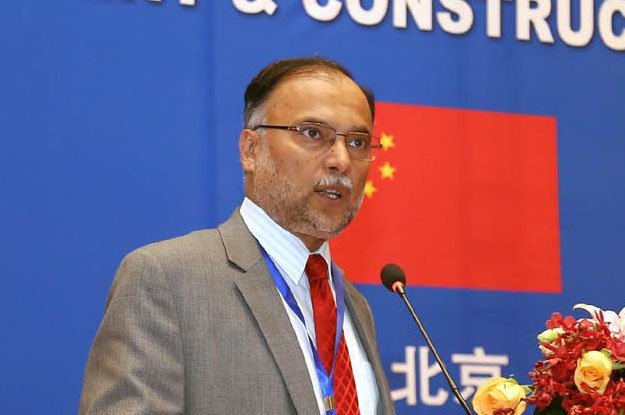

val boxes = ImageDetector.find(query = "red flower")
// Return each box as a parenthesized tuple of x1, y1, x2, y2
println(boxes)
(527, 308, 625, 415)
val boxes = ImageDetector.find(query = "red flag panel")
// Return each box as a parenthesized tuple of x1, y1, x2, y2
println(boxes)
(333, 102, 561, 293)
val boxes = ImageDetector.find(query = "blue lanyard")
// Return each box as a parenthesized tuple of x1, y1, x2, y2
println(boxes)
(259, 245, 346, 415)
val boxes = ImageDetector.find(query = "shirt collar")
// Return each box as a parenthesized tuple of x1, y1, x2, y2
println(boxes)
(240, 197, 331, 286)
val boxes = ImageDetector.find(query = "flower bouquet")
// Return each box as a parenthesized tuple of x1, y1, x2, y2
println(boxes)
(472, 304, 625, 415)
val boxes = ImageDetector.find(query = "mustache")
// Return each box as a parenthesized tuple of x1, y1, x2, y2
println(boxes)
(313, 175, 354, 191)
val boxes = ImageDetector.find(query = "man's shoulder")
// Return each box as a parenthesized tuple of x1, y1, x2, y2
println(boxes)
(126, 209, 246, 263)
(108, 226, 238, 299)
(135, 228, 221, 257)
(114, 229, 224, 284)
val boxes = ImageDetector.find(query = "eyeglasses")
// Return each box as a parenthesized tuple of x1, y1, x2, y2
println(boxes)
(252, 122, 381, 161)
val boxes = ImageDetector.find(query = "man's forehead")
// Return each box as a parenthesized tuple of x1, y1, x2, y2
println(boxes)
(275, 80, 368, 116)
(260, 69, 373, 127)
(273, 69, 352, 91)
(267, 71, 367, 107)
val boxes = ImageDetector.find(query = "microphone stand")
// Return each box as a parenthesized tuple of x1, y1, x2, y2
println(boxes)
(394, 284, 474, 415)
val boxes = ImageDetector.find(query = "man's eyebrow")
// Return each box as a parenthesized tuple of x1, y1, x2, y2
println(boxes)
(348, 126, 372, 134)
(296, 117, 331, 126)
(297, 117, 372, 134)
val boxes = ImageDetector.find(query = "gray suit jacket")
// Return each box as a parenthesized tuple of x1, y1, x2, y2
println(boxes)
(80, 210, 395, 414)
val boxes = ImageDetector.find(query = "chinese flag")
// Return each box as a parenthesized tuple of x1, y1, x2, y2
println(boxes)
(332, 102, 561, 293)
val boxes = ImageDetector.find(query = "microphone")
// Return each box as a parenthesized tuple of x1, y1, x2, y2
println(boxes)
(380, 264, 474, 415)
(380, 263, 407, 294)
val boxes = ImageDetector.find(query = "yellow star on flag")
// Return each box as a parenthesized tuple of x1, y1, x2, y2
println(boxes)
(364, 180, 377, 198)
(379, 162, 396, 180)
(380, 133, 395, 151)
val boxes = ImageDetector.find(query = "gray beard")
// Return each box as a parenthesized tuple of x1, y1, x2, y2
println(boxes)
(250, 142, 364, 241)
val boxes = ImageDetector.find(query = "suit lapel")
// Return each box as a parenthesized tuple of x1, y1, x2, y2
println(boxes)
(338, 267, 378, 369)
(218, 210, 318, 415)
(345, 289, 376, 360)
(340, 267, 396, 415)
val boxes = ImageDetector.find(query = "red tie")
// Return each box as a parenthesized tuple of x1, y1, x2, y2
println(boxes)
(306, 254, 360, 415)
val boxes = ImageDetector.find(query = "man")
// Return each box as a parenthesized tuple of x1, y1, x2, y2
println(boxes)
(80, 57, 396, 415)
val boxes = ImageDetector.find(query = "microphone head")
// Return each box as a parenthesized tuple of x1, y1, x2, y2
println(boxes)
(380, 263, 406, 292)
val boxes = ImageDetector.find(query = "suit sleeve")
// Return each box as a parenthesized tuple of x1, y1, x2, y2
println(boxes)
(80, 249, 185, 415)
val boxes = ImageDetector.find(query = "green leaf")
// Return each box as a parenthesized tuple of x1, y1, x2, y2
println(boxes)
(613, 362, 625, 370)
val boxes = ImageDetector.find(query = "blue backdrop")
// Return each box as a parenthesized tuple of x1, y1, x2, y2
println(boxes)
(1, 1, 624, 413)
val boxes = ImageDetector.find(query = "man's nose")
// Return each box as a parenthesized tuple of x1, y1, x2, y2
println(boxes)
(324, 135, 352, 173)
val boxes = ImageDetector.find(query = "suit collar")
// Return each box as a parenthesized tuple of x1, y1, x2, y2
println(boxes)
(217, 208, 261, 272)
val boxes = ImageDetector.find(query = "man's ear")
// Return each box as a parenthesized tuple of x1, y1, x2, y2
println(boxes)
(239, 129, 259, 173)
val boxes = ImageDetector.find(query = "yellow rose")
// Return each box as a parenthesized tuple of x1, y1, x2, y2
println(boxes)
(574, 350, 613, 394)
(472, 377, 527, 415)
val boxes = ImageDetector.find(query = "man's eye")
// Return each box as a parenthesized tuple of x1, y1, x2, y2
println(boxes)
(348, 135, 370, 149)
(299, 126, 324, 140)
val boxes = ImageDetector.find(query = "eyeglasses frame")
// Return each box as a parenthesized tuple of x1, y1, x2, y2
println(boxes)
(252, 122, 381, 162)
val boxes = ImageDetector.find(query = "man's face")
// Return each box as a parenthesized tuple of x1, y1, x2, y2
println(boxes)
(242, 72, 373, 250)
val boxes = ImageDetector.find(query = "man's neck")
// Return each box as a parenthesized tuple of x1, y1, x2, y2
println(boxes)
(295, 232, 325, 252)
(245, 195, 327, 253)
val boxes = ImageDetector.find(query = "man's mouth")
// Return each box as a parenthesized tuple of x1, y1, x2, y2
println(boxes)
(313, 175, 353, 202)
(317, 189, 342, 200)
